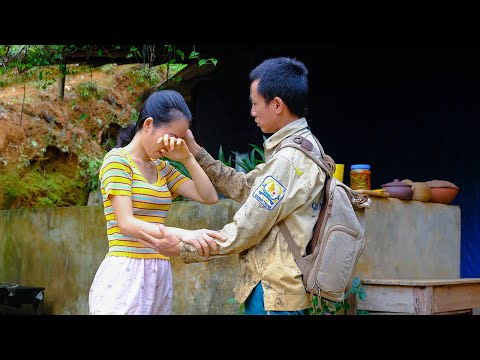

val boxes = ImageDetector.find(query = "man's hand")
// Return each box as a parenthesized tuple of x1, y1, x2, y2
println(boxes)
(179, 228, 226, 257)
(183, 129, 202, 157)
(137, 225, 226, 258)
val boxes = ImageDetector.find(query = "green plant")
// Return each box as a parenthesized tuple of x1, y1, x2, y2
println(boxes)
(187, 49, 218, 67)
(1, 164, 88, 209)
(226, 297, 245, 315)
(218, 144, 232, 167)
(163, 158, 190, 178)
(78, 81, 103, 99)
(162, 157, 191, 201)
(309, 276, 369, 315)
(79, 155, 104, 192)
(234, 143, 265, 172)
(100, 63, 116, 73)
(164, 45, 218, 68)
(130, 65, 161, 87)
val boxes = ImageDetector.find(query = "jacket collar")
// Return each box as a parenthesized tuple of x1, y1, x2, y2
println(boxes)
(264, 118, 309, 152)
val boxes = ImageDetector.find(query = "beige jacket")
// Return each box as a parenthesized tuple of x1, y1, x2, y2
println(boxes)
(179, 118, 326, 311)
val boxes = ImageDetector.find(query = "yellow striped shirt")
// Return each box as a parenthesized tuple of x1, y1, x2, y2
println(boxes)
(99, 148, 189, 259)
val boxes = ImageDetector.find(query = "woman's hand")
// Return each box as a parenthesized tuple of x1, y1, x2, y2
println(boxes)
(137, 225, 226, 258)
(137, 225, 182, 257)
(157, 134, 191, 163)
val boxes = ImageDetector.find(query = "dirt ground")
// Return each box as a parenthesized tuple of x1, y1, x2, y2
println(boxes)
(1, 64, 150, 165)
(0, 63, 170, 208)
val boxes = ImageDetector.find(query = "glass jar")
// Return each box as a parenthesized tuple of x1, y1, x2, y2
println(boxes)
(350, 164, 371, 190)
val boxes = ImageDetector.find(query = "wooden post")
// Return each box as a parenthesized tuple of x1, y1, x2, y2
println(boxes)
(57, 62, 66, 100)
(414, 286, 433, 314)
(346, 293, 358, 315)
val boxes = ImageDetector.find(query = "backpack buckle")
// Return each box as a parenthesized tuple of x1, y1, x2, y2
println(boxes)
(293, 136, 313, 151)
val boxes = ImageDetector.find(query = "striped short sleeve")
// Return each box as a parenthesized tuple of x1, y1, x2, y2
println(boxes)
(100, 150, 133, 198)
(164, 161, 190, 198)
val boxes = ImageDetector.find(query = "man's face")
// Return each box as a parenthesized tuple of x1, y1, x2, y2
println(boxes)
(250, 80, 278, 134)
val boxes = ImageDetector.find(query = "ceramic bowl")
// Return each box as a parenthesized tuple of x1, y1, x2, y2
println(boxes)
(381, 179, 413, 200)
(426, 179, 460, 204)
(429, 187, 459, 204)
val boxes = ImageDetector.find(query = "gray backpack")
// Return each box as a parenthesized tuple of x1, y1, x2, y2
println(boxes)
(277, 135, 370, 303)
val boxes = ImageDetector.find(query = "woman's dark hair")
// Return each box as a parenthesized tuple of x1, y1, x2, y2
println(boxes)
(249, 57, 309, 118)
(109, 90, 192, 149)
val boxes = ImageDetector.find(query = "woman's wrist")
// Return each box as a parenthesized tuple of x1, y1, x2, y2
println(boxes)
(179, 153, 195, 166)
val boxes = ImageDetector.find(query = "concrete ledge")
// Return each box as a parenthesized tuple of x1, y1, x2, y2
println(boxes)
(355, 198, 461, 280)
(0, 198, 460, 314)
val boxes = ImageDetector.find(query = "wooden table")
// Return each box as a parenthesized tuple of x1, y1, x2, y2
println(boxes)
(352, 278, 480, 315)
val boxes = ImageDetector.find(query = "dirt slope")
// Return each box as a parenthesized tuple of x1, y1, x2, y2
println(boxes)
(0, 63, 169, 209)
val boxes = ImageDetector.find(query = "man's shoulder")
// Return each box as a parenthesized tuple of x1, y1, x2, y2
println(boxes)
(274, 133, 318, 160)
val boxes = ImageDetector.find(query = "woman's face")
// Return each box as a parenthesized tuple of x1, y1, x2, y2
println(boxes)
(144, 116, 190, 159)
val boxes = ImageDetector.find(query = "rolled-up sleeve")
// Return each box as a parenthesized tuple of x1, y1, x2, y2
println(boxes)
(195, 147, 264, 203)
(100, 153, 132, 198)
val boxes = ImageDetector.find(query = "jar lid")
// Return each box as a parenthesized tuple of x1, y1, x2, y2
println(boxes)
(351, 164, 370, 170)
(381, 179, 412, 187)
(425, 179, 459, 189)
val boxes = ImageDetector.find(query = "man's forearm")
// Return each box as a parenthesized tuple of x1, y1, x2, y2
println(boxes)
(194, 148, 259, 203)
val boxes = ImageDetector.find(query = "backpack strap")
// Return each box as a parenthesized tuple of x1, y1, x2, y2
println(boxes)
(276, 135, 334, 261)
(278, 221, 302, 261)
(277, 135, 370, 274)
(278, 182, 331, 262)
(276, 136, 335, 177)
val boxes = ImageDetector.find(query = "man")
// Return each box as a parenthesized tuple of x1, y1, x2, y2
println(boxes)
(139, 57, 326, 314)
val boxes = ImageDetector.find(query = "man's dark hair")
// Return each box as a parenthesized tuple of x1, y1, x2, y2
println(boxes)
(249, 57, 309, 118)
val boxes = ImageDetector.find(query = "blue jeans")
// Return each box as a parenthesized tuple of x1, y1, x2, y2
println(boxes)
(244, 281, 308, 315)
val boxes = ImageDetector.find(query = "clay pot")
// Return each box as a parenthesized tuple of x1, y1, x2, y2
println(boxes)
(426, 179, 460, 204)
(381, 179, 413, 200)
(402, 179, 431, 202)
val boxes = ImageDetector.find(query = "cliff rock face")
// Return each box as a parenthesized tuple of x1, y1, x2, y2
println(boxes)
(0, 64, 168, 209)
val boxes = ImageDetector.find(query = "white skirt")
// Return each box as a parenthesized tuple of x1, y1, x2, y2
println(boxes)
(89, 256, 173, 315)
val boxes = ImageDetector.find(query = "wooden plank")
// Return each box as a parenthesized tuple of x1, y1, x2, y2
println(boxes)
(432, 283, 480, 313)
(414, 286, 433, 314)
(362, 278, 480, 286)
(357, 285, 415, 313)
(355, 278, 480, 315)
(434, 309, 473, 315)
(346, 293, 358, 315)
(366, 311, 412, 315)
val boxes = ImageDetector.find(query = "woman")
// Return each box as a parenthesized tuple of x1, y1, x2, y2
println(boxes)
(89, 90, 224, 315)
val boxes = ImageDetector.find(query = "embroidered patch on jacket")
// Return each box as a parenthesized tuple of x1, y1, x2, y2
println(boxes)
(252, 176, 286, 210)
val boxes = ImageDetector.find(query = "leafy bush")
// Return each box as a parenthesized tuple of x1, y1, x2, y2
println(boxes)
(309, 277, 369, 315)
(218, 144, 232, 167)
(78, 81, 103, 100)
(226, 277, 368, 315)
(1, 165, 88, 209)
(163, 158, 191, 202)
(233, 144, 265, 172)
(78, 154, 104, 192)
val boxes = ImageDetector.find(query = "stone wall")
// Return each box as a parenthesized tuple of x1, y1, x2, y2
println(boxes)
(0, 198, 460, 314)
